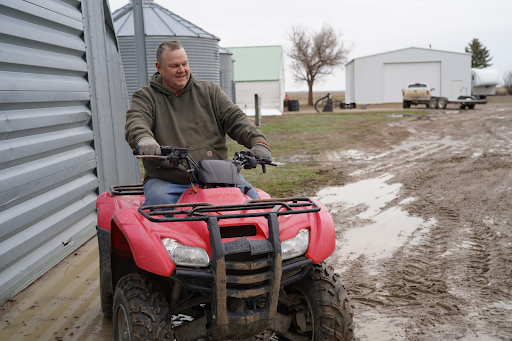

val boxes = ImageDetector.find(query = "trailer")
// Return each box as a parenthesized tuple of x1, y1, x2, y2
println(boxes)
(426, 96, 488, 110)
(403, 83, 487, 110)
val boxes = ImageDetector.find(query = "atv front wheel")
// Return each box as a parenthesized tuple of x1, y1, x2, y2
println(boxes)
(113, 273, 173, 341)
(278, 263, 354, 341)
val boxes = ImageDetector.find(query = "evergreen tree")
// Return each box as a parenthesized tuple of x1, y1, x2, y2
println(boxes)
(465, 39, 493, 68)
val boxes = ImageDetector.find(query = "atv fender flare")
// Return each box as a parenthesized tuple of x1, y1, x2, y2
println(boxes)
(305, 201, 336, 263)
(112, 207, 176, 277)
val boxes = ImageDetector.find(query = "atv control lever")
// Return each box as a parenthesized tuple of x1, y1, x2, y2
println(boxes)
(233, 151, 277, 173)
(133, 146, 190, 167)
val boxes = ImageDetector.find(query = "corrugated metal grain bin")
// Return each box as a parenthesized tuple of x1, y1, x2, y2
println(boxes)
(113, 0, 221, 99)
(0, 0, 140, 305)
(219, 47, 236, 102)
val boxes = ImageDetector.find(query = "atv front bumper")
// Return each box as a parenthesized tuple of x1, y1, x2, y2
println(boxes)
(141, 198, 320, 340)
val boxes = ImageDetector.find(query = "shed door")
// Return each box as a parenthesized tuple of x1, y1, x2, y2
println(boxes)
(452, 80, 462, 98)
(383, 62, 441, 103)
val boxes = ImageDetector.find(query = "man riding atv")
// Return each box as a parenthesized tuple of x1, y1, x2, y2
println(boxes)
(97, 40, 354, 341)
(125, 40, 271, 205)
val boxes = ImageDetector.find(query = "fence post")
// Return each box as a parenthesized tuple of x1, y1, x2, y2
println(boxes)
(254, 94, 261, 127)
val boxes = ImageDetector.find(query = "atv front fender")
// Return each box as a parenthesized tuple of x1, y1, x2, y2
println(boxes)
(306, 200, 336, 263)
(112, 207, 176, 277)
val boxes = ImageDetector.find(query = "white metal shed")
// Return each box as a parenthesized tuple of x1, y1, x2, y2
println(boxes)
(345, 47, 472, 105)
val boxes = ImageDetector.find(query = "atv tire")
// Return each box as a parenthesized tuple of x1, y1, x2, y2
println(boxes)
(279, 263, 354, 341)
(113, 273, 173, 341)
(100, 290, 113, 318)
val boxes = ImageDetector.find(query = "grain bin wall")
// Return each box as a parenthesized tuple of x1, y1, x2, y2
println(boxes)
(219, 47, 235, 102)
(0, 0, 140, 305)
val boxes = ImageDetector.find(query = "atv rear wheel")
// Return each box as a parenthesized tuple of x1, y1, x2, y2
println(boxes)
(113, 273, 173, 341)
(278, 263, 354, 341)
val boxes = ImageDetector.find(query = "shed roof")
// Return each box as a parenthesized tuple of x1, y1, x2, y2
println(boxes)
(226, 46, 282, 82)
(346, 47, 471, 65)
(113, 0, 218, 40)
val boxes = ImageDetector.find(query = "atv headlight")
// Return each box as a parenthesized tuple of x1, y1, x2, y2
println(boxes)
(162, 238, 210, 267)
(282, 229, 309, 260)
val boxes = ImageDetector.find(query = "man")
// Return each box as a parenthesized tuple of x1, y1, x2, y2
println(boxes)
(125, 41, 271, 205)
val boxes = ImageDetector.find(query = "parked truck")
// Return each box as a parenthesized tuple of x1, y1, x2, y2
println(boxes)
(402, 82, 487, 110)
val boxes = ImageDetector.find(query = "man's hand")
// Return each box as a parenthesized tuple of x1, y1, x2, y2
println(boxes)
(137, 137, 161, 155)
(251, 142, 271, 159)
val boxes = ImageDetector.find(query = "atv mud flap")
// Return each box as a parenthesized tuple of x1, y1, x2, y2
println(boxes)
(173, 213, 312, 341)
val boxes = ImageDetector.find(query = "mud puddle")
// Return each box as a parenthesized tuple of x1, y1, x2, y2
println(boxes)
(317, 174, 435, 266)
(0, 239, 112, 341)
(317, 174, 436, 340)
(355, 311, 407, 340)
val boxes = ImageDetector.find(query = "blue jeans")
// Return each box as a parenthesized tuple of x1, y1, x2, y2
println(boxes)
(142, 175, 258, 206)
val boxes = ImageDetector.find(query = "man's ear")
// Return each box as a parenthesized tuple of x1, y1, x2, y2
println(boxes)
(155, 62, 161, 73)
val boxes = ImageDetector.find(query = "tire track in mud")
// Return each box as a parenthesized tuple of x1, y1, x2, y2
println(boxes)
(327, 108, 512, 340)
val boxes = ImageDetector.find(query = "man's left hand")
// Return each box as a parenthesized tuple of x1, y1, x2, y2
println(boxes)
(251, 142, 271, 159)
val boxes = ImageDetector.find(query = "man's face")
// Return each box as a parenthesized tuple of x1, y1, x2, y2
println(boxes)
(156, 48, 190, 93)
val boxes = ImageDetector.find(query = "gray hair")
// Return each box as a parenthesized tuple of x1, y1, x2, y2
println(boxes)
(156, 41, 184, 63)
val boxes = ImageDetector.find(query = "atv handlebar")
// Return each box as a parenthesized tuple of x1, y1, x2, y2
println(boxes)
(133, 146, 276, 176)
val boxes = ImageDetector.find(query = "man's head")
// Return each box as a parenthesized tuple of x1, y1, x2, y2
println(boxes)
(156, 41, 190, 93)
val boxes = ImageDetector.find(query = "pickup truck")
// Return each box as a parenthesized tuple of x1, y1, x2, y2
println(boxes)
(402, 83, 487, 109)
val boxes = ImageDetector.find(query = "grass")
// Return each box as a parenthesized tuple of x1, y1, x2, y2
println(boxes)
(487, 95, 512, 103)
(137, 109, 428, 197)
(228, 110, 428, 197)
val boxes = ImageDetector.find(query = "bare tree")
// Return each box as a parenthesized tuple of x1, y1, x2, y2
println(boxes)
(287, 25, 352, 106)
(503, 71, 512, 95)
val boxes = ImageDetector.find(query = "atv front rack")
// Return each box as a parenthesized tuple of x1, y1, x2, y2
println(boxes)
(141, 198, 320, 340)
(138, 197, 320, 222)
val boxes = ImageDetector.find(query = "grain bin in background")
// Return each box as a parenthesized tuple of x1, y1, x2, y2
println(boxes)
(219, 47, 236, 102)
(113, 0, 224, 99)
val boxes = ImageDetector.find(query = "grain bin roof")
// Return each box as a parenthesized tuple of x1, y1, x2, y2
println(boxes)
(219, 47, 233, 55)
(226, 46, 282, 82)
(113, 0, 219, 40)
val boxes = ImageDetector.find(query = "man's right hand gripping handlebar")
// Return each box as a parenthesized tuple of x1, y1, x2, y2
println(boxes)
(133, 137, 167, 160)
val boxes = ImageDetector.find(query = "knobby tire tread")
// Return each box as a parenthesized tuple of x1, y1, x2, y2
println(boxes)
(101, 291, 113, 318)
(284, 263, 354, 341)
(114, 273, 173, 340)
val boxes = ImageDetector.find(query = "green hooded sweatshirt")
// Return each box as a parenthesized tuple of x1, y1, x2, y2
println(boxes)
(125, 72, 267, 184)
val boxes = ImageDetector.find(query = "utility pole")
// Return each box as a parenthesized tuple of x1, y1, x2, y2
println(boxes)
(132, 0, 148, 87)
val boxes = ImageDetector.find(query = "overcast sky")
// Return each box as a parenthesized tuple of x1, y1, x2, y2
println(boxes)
(107, 0, 512, 92)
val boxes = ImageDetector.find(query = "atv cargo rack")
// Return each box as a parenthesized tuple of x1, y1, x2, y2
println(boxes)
(139, 198, 320, 340)
(138, 197, 321, 222)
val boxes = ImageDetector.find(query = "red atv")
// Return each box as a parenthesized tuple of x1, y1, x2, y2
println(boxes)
(96, 147, 354, 341)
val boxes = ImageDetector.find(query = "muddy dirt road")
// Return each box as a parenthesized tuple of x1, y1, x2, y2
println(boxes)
(318, 102, 512, 340)
(1, 102, 511, 340)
